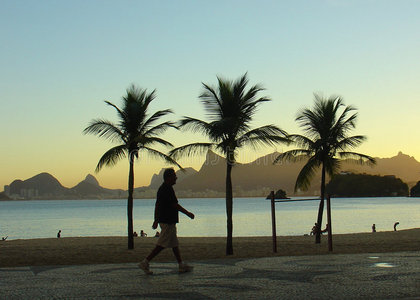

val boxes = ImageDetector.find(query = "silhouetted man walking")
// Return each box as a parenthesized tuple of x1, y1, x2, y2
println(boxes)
(139, 168, 195, 274)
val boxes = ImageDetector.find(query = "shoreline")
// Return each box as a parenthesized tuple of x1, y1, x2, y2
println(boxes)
(1, 228, 420, 268)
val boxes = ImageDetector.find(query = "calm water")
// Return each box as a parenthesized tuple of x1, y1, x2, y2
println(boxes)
(0, 197, 419, 240)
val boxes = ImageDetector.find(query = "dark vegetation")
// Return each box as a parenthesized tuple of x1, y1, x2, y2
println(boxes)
(410, 181, 420, 197)
(266, 189, 289, 199)
(326, 173, 409, 197)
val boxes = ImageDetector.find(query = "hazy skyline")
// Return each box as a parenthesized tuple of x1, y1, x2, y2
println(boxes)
(1, 1, 419, 190)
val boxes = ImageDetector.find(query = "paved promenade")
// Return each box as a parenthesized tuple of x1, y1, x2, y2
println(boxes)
(1, 251, 419, 299)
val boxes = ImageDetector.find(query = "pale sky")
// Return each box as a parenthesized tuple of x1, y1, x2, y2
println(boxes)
(1, 0, 419, 190)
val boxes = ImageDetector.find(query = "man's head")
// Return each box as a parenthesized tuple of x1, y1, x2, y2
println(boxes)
(163, 168, 177, 185)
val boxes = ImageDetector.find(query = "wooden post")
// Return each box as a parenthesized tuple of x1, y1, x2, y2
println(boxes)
(270, 191, 277, 253)
(326, 194, 333, 252)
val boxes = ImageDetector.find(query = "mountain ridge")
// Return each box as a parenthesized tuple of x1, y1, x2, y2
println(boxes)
(3, 151, 420, 199)
(5, 173, 124, 200)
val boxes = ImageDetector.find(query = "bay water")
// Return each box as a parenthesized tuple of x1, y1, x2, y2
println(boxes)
(0, 197, 419, 240)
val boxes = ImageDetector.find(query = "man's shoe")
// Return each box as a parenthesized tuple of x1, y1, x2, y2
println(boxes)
(139, 260, 153, 275)
(179, 263, 193, 273)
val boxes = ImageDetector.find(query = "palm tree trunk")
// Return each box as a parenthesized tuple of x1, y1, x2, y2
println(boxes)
(315, 163, 326, 244)
(225, 157, 234, 255)
(127, 156, 135, 250)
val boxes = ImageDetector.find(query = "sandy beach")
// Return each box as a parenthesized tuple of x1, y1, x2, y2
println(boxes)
(1, 228, 420, 267)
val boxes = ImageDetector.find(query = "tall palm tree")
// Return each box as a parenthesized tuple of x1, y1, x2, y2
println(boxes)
(274, 94, 375, 243)
(84, 85, 179, 249)
(170, 73, 289, 255)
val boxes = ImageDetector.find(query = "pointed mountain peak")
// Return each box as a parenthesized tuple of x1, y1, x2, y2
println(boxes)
(84, 174, 100, 186)
(395, 151, 416, 160)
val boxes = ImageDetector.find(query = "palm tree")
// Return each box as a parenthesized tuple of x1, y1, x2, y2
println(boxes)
(170, 73, 289, 255)
(274, 94, 375, 243)
(84, 85, 179, 249)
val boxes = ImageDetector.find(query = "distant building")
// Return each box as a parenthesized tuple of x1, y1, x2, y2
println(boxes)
(20, 188, 39, 199)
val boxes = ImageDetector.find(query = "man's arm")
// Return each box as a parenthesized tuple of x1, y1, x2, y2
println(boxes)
(175, 203, 194, 219)
(152, 220, 158, 229)
(152, 201, 159, 229)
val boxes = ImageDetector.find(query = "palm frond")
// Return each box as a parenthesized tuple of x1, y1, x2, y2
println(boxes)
(273, 149, 311, 164)
(242, 83, 266, 103)
(233, 73, 248, 100)
(178, 117, 214, 135)
(141, 146, 183, 169)
(125, 85, 156, 108)
(143, 121, 178, 137)
(95, 145, 127, 172)
(288, 134, 316, 148)
(295, 157, 321, 191)
(83, 119, 126, 143)
(240, 135, 290, 150)
(237, 125, 289, 149)
(336, 135, 366, 150)
(139, 136, 174, 148)
(331, 107, 357, 140)
(122, 86, 157, 134)
(336, 105, 357, 129)
(199, 82, 223, 119)
(296, 108, 320, 138)
(323, 157, 341, 177)
(142, 88, 157, 108)
(241, 97, 270, 122)
(169, 143, 214, 160)
(142, 109, 174, 132)
(338, 151, 376, 165)
(104, 101, 126, 124)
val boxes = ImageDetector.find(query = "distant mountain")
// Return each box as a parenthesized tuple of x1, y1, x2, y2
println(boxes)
(5, 173, 124, 200)
(172, 150, 313, 196)
(9, 173, 68, 198)
(147, 167, 198, 189)
(83, 174, 100, 186)
(69, 174, 124, 199)
(138, 150, 314, 198)
(3, 151, 420, 199)
(137, 150, 420, 198)
(176, 150, 230, 192)
(134, 167, 200, 198)
(342, 152, 420, 184)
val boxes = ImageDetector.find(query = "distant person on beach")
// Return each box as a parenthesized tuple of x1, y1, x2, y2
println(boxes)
(1, 236, 7, 241)
(57, 230, 61, 238)
(140, 230, 147, 237)
(372, 224, 376, 233)
(394, 222, 399, 231)
(310, 223, 318, 235)
(154, 231, 160, 237)
(139, 168, 195, 275)
(133, 231, 138, 237)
